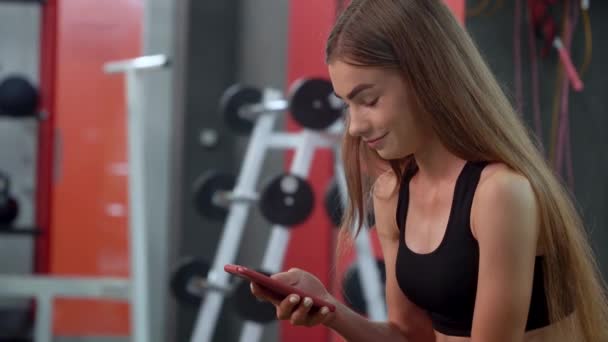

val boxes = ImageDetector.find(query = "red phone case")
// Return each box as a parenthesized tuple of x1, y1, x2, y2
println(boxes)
(224, 264, 336, 312)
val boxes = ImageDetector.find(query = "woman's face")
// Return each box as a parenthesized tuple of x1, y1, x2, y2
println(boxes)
(328, 60, 431, 160)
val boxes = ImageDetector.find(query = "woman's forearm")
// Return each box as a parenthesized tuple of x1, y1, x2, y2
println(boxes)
(324, 301, 410, 342)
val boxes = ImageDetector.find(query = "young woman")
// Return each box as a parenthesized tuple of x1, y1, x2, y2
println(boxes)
(251, 1, 608, 341)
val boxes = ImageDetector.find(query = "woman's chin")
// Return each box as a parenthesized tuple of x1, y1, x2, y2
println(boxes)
(376, 149, 397, 160)
(377, 148, 411, 161)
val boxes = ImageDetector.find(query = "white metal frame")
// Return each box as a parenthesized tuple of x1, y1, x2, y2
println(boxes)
(0, 54, 169, 342)
(190, 90, 386, 341)
(189, 89, 338, 342)
(0, 276, 130, 341)
(104, 53, 171, 342)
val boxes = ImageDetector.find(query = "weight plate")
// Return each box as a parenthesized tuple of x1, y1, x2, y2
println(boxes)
(192, 170, 236, 221)
(220, 84, 263, 134)
(324, 179, 343, 227)
(0, 198, 18, 226)
(323, 179, 375, 229)
(229, 269, 277, 323)
(259, 173, 314, 226)
(342, 259, 386, 316)
(0, 75, 39, 118)
(170, 258, 211, 306)
(289, 78, 342, 130)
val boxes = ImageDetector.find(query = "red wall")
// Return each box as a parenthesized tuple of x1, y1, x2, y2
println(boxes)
(282, 1, 338, 340)
(48, 0, 142, 335)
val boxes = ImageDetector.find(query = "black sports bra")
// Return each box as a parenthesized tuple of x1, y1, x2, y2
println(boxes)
(394, 160, 550, 336)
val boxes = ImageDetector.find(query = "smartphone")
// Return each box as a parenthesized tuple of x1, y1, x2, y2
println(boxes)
(224, 264, 336, 312)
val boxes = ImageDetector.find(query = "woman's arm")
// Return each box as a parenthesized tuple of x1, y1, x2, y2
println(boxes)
(326, 171, 436, 342)
(470, 165, 541, 342)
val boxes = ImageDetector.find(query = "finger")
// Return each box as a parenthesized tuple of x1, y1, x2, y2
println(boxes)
(306, 306, 335, 326)
(277, 294, 301, 320)
(270, 270, 300, 286)
(250, 282, 282, 306)
(290, 296, 313, 325)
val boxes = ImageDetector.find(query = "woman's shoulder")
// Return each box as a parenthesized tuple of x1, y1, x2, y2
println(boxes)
(472, 160, 539, 240)
(372, 169, 401, 238)
(372, 168, 399, 201)
(477, 161, 532, 193)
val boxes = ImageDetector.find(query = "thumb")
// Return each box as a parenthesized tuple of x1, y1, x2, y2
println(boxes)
(271, 269, 301, 286)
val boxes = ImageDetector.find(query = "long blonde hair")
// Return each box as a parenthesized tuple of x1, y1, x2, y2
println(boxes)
(326, 0, 608, 340)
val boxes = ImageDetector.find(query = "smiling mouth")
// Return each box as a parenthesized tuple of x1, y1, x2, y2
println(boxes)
(364, 133, 388, 143)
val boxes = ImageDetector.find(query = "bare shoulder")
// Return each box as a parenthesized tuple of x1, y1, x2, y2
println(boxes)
(476, 162, 536, 203)
(372, 168, 399, 201)
(472, 162, 539, 241)
(372, 169, 400, 239)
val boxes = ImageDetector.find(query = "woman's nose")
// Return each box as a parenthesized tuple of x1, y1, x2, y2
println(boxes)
(347, 109, 370, 137)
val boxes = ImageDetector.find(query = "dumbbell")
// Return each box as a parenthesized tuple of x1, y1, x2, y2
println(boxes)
(220, 78, 343, 134)
(324, 178, 375, 228)
(342, 258, 386, 316)
(0, 75, 40, 118)
(170, 258, 276, 323)
(192, 170, 315, 226)
(0, 171, 19, 227)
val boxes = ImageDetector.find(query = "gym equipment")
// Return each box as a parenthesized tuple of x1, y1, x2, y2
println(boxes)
(258, 173, 314, 226)
(234, 123, 386, 342)
(190, 81, 383, 340)
(0, 75, 40, 118)
(189, 86, 340, 342)
(235, 121, 385, 342)
(342, 258, 386, 315)
(324, 179, 343, 227)
(221, 85, 263, 134)
(235, 131, 331, 342)
(192, 171, 236, 221)
(171, 258, 214, 306)
(227, 270, 277, 323)
(0, 170, 44, 234)
(0, 198, 19, 227)
(220, 78, 342, 134)
(0, 170, 39, 233)
(193, 170, 315, 226)
(170, 258, 277, 323)
(199, 128, 220, 149)
(103, 54, 171, 342)
(0, 171, 19, 226)
(289, 78, 343, 130)
(0, 275, 130, 340)
(0, 54, 170, 342)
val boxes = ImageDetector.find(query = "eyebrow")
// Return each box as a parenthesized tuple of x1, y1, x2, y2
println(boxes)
(334, 83, 375, 100)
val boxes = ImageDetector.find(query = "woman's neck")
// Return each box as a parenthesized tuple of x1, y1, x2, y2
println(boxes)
(412, 137, 465, 185)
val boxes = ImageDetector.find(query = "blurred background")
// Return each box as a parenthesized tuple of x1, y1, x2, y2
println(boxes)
(0, 0, 605, 341)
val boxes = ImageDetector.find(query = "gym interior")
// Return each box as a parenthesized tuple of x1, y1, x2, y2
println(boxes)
(0, 0, 606, 341)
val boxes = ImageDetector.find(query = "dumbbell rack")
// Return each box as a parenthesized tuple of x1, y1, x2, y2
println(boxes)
(190, 88, 339, 342)
(235, 124, 336, 341)
(235, 126, 387, 342)
(190, 89, 387, 342)
(0, 54, 169, 342)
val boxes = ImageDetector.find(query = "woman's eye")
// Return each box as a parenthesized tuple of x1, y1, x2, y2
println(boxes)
(366, 98, 379, 106)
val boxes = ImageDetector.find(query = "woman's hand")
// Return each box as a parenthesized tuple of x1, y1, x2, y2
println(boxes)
(250, 268, 337, 327)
